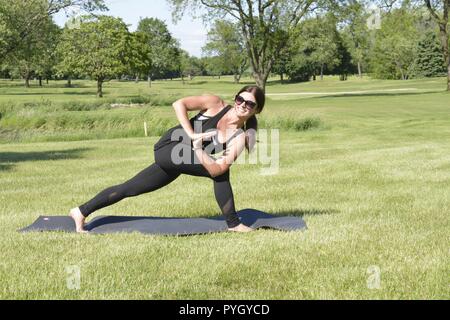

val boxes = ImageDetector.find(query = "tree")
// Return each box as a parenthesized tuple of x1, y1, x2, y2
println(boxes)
(167, 0, 327, 90)
(285, 50, 314, 82)
(332, 32, 355, 80)
(271, 29, 291, 83)
(203, 55, 225, 78)
(177, 49, 190, 83)
(412, 30, 446, 77)
(128, 31, 152, 83)
(34, 19, 61, 86)
(202, 20, 248, 83)
(183, 56, 204, 80)
(298, 14, 341, 80)
(369, 7, 419, 80)
(136, 17, 180, 86)
(422, 0, 450, 90)
(56, 15, 131, 97)
(381, 0, 450, 88)
(5, 16, 60, 87)
(281, 14, 343, 82)
(0, 0, 106, 62)
(340, 0, 371, 78)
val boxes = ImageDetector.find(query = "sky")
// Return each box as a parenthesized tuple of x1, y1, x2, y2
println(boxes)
(53, 0, 208, 57)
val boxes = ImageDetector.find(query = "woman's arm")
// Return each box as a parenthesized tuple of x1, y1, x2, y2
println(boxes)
(172, 95, 226, 139)
(193, 132, 246, 178)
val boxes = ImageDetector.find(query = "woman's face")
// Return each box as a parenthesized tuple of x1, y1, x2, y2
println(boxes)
(234, 91, 258, 118)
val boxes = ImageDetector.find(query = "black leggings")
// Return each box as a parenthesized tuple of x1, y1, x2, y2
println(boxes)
(78, 144, 241, 228)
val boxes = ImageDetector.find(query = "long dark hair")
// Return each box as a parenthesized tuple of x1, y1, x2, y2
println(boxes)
(236, 85, 265, 152)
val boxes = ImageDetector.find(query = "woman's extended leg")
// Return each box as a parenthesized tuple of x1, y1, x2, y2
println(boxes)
(212, 171, 242, 228)
(70, 163, 180, 232)
(79, 163, 180, 217)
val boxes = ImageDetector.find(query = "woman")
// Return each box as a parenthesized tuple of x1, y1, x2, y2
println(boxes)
(70, 85, 265, 233)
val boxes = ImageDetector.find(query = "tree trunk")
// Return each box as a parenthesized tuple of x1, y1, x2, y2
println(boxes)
(67, 77, 72, 88)
(38, 76, 42, 87)
(253, 72, 269, 91)
(426, 1, 449, 90)
(148, 74, 151, 87)
(280, 73, 284, 83)
(320, 64, 324, 81)
(46, 77, 49, 84)
(439, 26, 449, 90)
(358, 61, 362, 78)
(97, 79, 103, 98)
(447, 62, 450, 91)
(24, 71, 31, 87)
(135, 75, 139, 83)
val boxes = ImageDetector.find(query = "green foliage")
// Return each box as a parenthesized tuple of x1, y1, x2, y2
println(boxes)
(136, 17, 180, 80)
(411, 30, 446, 78)
(128, 31, 152, 80)
(0, 101, 173, 143)
(368, 8, 419, 80)
(302, 15, 341, 76)
(202, 20, 247, 82)
(167, 0, 324, 89)
(202, 56, 225, 77)
(56, 15, 131, 96)
(181, 55, 205, 80)
(6, 17, 61, 87)
(340, 1, 371, 76)
(331, 33, 355, 81)
(261, 117, 323, 131)
(285, 14, 345, 82)
(0, 0, 106, 61)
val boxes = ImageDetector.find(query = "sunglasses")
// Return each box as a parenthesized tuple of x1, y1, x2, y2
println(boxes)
(234, 95, 257, 110)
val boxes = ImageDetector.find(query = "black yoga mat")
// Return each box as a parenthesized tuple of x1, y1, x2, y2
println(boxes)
(19, 208, 307, 236)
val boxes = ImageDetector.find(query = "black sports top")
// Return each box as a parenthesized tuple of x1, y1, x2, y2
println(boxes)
(154, 105, 237, 155)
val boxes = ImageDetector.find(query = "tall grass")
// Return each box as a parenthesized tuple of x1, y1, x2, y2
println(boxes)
(0, 95, 324, 143)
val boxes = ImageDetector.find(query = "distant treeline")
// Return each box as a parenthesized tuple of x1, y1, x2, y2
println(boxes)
(1, 0, 449, 94)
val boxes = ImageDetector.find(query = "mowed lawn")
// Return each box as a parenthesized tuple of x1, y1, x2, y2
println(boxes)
(0, 76, 449, 299)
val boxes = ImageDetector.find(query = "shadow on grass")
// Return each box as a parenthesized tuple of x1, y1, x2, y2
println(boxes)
(1, 91, 97, 96)
(0, 148, 92, 171)
(310, 91, 442, 99)
(270, 208, 339, 217)
(0, 82, 89, 89)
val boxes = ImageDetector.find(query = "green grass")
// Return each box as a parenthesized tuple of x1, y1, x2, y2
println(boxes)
(0, 76, 449, 299)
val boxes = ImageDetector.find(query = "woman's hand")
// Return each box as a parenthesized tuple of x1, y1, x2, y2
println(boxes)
(192, 130, 217, 149)
(228, 223, 254, 233)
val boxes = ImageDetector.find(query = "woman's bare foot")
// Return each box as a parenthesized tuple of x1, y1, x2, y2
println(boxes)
(228, 223, 254, 233)
(69, 207, 88, 233)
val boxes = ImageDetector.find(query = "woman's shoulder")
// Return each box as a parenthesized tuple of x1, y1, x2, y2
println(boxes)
(202, 102, 231, 117)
